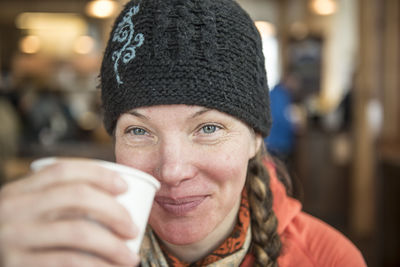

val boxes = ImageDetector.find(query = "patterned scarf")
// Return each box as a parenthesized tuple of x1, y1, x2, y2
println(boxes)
(140, 190, 251, 267)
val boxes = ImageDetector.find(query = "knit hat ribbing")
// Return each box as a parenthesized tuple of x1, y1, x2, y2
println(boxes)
(101, 0, 271, 137)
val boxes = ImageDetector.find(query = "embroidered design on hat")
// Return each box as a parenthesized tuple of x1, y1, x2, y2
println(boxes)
(112, 4, 144, 84)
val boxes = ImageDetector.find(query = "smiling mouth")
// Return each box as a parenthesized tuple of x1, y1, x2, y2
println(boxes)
(155, 196, 208, 216)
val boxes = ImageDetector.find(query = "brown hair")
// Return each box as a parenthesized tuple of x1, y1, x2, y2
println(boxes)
(245, 148, 282, 267)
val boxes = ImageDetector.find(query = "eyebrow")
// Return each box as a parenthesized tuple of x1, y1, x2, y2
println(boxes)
(127, 110, 149, 120)
(190, 108, 212, 119)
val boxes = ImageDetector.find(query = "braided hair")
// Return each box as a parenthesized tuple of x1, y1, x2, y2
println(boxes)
(246, 148, 282, 266)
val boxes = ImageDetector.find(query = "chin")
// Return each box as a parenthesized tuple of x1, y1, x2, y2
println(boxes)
(149, 215, 216, 245)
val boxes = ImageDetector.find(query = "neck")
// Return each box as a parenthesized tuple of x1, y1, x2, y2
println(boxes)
(160, 198, 241, 263)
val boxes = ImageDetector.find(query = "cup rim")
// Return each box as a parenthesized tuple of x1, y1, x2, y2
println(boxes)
(30, 157, 160, 189)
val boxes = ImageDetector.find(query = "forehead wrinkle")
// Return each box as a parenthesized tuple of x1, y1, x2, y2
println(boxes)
(127, 106, 212, 121)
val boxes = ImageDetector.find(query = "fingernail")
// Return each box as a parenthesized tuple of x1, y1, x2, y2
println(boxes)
(113, 176, 128, 191)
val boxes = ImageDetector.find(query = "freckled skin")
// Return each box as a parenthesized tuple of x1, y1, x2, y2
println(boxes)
(114, 105, 261, 247)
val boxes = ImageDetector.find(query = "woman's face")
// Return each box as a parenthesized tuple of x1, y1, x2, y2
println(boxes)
(115, 105, 261, 245)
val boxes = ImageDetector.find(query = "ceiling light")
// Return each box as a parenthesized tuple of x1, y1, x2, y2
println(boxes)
(310, 0, 337, 16)
(86, 0, 118, 18)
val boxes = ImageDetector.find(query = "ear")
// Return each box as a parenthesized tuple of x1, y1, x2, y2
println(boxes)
(249, 133, 263, 159)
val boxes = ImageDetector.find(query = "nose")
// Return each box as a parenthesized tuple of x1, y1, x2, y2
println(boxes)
(155, 137, 197, 187)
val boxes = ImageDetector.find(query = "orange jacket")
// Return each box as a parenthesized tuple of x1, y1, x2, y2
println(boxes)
(241, 161, 367, 266)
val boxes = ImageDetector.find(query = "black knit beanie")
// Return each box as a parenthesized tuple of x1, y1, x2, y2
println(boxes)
(101, 0, 271, 137)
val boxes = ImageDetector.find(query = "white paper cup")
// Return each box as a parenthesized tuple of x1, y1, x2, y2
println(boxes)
(30, 157, 160, 254)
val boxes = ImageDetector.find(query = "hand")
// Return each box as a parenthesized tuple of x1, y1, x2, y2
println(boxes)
(0, 159, 140, 267)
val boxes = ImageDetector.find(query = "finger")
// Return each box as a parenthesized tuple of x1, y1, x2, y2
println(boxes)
(7, 249, 139, 267)
(5, 183, 138, 238)
(15, 220, 139, 266)
(2, 160, 128, 197)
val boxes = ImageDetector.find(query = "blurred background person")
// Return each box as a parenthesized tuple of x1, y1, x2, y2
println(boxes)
(265, 69, 301, 161)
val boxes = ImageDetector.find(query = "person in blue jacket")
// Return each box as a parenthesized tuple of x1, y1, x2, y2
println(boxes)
(265, 71, 300, 160)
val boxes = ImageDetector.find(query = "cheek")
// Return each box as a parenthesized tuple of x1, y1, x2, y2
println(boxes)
(201, 145, 249, 188)
(114, 142, 156, 175)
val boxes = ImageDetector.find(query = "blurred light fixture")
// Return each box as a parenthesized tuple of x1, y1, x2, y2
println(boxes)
(86, 0, 118, 18)
(16, 12, 85, 30)
(254, 21, 280, 89)
(15, 12, 87, 57)
(255, 21, 276, 37)
(74, 35, 95, 54)
(310, 0, 337, 15)
(19, 35, 41, 54)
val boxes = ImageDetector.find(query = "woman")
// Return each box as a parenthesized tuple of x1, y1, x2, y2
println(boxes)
(0, 0, 366, 266)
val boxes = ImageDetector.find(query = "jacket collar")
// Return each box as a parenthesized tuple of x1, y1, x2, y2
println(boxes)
(264, 158, 302, 234)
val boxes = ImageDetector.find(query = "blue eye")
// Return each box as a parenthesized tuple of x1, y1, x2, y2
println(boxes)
(201, 125, 218, 134)
(130, 127, 147, 135)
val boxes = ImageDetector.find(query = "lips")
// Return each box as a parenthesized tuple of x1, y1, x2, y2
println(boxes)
(155, 195, 208, 216)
